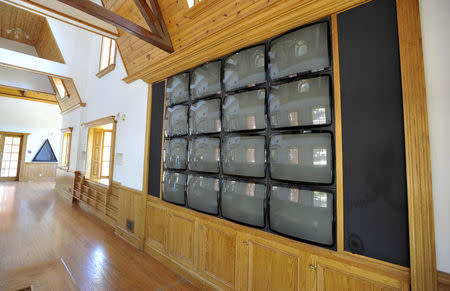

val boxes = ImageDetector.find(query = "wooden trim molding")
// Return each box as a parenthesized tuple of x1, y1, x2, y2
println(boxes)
(60, 127, 73, 133)
(396, 0, 437, 290)
(96, 64, 116, 78)
(438, 271, 450, 290)
(83, 115, 116, 128)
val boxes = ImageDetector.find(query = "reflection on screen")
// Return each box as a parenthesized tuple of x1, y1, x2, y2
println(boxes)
(188, 137, 220, 173)
(222, 136, 265, 177)
(165, 105, 188, 137)
(162, 171, 187, 205)
(269, 22, 330, 80)
(187, 175, 219, 214)
(191, 61, 222, 99)
(269, 185, 333, 245)
(269, 76, 331, 128)
(224, 45, 266, 91)
(164, 138, 187, 170)
(221, 180, 266, 227)
(270, 133, 333, 183)
(223, 89, 266, 132)
(189, 99, 221, 134)
(166, 73, 189, 106)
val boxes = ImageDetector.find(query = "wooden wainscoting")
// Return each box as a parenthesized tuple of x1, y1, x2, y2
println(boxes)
(114, 182, 147, 249)
(439, 271, 450, 291)
(19, 162, 57, 181)
(144, 197, 410, 291)
(55, 167, 75, 201)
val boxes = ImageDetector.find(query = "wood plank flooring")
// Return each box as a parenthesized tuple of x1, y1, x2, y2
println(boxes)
(0, 181, 198, 291)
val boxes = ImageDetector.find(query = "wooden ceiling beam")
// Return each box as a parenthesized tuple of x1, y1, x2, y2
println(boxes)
(55, 0, 173, 53)
(133, 0, 172, 47)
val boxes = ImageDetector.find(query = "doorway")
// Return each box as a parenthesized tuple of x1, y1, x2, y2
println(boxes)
(0, 134, 22, 180)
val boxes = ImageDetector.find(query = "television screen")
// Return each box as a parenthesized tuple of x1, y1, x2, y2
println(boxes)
(191, 61, 222, 99)
(269, 76, 331, 128)
(164, 105, 188, 137)
(269, 186, 333, 245)
(187, 175, 219, 214)
(221, 180, 266, 227)
(223, 89, 266, 132)
(166, 73, 189, 106)
(269, 133, 333, 183)
(222, 136, 265, 177)
(189, 99, 221, 134)
(162, 171, 186, 205)
(188, 137, 220, 173)
(224, 45, 266, 91)
(163, 138, 187, 170)
(269, 22, 330, 80)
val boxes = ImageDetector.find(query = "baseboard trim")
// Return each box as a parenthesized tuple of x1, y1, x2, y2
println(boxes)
(114, 226, 142, 249)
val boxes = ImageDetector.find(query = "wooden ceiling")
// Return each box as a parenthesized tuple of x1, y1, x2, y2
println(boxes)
(0, 2, 65, 63)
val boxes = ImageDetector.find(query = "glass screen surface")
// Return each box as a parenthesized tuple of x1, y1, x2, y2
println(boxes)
(223, 89, 266, 132)
(191, 61, 222, 99)
(188, 137, 220, 173)
(166, 73, 189, 106)
(187, 175, 219, 214)
(189, 99, 221, 134)
(162, 171, 187, 205)
(222, 136, 265, 178)
(165, 105, 188, 137)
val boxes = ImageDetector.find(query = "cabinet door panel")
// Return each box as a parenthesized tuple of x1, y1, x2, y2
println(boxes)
(246, 238, 304, 291)
(199, 222, 237, 290)
(145, 202, 167, 251)
(314, 256, 407, 291)
(167, 211, 197, 269)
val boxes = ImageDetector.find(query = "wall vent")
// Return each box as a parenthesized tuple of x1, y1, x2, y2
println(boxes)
(126, 219, 134, 233)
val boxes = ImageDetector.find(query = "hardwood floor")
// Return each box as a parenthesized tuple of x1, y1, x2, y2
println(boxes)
(0, 181, 198, 291)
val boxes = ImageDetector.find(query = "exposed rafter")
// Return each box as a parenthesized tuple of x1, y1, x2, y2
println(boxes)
(55, 0, 173, 53)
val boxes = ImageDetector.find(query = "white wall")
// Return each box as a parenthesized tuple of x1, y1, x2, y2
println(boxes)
(0, 38, 55, 94)
(0, 96, 62, 162)
(50, 19, 148, 190)
(420, 0, 450, 273)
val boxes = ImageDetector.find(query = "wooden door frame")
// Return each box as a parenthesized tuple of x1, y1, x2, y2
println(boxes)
(0, 131, 30, 181)
(141, 0, 436, 290)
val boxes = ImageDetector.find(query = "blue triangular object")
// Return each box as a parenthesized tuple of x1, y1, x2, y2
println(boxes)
(32, 139, 58, 162)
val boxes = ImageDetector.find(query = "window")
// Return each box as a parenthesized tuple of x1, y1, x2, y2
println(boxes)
(97, 37, 116, 78)
(60, 128, 72, 168)
(187, 0, 202, 8)
(52, 77, 69, 100)
(1, 136, 21, 178)
(84, 118, 115, 186)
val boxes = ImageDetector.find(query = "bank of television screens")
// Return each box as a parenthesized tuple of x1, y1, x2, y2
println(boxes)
(162, 20, 334, 246)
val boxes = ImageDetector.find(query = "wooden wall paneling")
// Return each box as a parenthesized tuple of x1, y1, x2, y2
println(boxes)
(115, 184, 147, 248)
(167, 209, 198, 270)
(19, 162, 57, 181)
(145, 201, 167, 252)
(34, 19, 65, 63)
(396, 0, 437, 289)
(311, 255, 409, 291)
(244, 235, 306, 291)
(438, 271, 450, 291)
(55, 167, 75, 201)
(198, 220, 239, 290)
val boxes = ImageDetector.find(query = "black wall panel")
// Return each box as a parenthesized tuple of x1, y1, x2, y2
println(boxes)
(147, 81, 166, 197)
(338, 0, 409, 266)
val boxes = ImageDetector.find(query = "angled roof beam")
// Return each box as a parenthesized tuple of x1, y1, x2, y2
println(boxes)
(55, 0, 174, 53)
(132, 0, 172, 48)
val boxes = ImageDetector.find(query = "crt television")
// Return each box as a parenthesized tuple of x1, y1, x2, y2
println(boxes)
(269, 22, 330, 80)
(223, 89, 266, 132)
(163, 138, 187, 170)
(222, 136, 266, 178)
(189, 99, 221, 134)
(269, 185, 333, 245)
(165, 105, 188, 137)
(223, 45, 266, 92)
(188, 137, 220, 173)
(221, 180, 266, 227)
(187, 175, 219, 215)
(162, 171, 187, 205)
(269, 76, 331, 128)
(269, 133, 333, 184)
(166, 73, 189, 106)
(190, 61, 222, 99)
